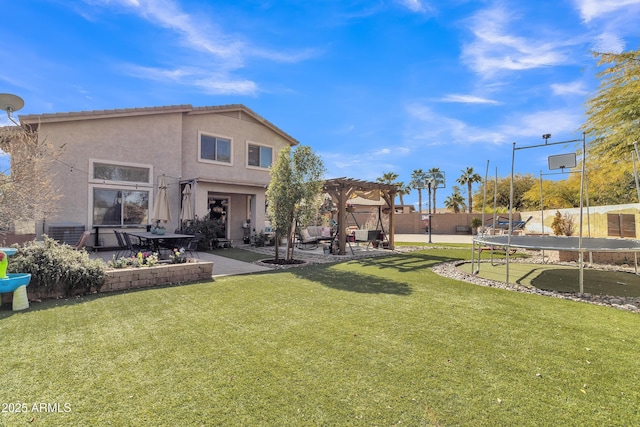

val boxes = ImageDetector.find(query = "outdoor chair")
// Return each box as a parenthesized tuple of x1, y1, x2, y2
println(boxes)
(122, 232, 150, 256)
(113, 230, 128, 258)
(73, 231, 91, 251)
(184, 233, 202, 258)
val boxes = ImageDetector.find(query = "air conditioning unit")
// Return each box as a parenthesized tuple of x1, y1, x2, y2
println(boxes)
(47, 222, 85, 245)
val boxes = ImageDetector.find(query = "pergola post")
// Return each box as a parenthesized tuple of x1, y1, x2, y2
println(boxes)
(337, 186, 349, 255)
(388, 191, 396, 249)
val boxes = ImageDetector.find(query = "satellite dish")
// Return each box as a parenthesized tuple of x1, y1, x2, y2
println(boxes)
(0, 93, 25, 114)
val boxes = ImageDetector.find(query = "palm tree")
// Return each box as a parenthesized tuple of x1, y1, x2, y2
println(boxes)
(377, 171, 401, 205)
(444, 186, 466, 213)
(410, 168, 427, 213)
(427, 167, 445, 214)
(456, 167, 482, 213)
(397, 182, 411, 206)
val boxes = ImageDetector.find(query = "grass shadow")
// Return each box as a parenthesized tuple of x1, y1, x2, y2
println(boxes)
(357, 251, 471, 273)
(291, 262, 412, 295)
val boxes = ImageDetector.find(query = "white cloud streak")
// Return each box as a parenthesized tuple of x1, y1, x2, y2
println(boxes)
(121, 64, 258, 95)
(573, 0, 640, 22)
(395, 0, 433, 13)
(404, 103, 583, 147)
(440, 94, 499, 104)
(461, 5, 570, 78)
(550, 81, 587, 96)
(81, 0, 316, 92)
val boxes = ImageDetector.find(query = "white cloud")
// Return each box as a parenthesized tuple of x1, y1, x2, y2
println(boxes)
(396, 0, 433, 13)
(461, 5, 570, 78)
(80, 0, 316, 90)
(591, 32, 625, 53)
(498, 109, 583, 139)
(121, 64, 258, 95)
(551, 81, 587, 96)
(404, 103, 583, 147)
(573, 0, 640, 22)
(440, 94, 499, 104)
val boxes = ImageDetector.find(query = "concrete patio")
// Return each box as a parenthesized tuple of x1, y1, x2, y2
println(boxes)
(90, 233, 475, 277)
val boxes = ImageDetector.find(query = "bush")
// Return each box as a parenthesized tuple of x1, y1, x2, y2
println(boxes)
(181, 216, 225, 250)
(551, 211, 575, 236)
(8, 236, 106, 296)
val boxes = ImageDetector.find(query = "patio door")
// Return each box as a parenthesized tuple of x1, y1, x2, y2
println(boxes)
(208, 195, 229, 238)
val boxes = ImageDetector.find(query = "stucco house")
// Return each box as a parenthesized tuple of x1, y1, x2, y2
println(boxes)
(19, 104, 298, 248)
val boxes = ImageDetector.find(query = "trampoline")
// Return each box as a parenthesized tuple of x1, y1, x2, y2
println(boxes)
(471, 235, 640, 292)
(472, 134, 640, 293)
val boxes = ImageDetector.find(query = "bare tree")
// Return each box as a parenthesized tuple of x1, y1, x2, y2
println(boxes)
(0, 124, 63, 235)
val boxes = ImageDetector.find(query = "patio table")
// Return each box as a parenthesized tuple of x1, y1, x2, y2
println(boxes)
(126, 231, 194, 254)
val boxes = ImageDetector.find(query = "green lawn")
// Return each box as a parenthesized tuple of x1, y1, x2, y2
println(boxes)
(1, 248, 639, 426)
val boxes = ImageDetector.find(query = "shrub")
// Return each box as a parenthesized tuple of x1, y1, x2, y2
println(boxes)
(8, 236, 106, 296)
(182, 216, 225, 250)
(551, 211, 575, 236)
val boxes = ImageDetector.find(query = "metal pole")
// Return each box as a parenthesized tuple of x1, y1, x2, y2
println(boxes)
(482, 160, 489, 236)
(578, 133, 586, 293)
(427, 181, 432, 244)
(633, 142, 640, 202)
(507, 142, 516, 284)
(539, 170, 546, 260)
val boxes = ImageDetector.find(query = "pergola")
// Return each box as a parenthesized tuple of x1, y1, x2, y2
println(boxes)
(323, 178, 398, 255)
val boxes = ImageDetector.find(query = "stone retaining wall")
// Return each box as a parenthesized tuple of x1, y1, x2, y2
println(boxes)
(1, 261, 214, 303)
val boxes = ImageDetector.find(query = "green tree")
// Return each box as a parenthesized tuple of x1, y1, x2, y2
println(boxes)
(472, 174, 538, 212)
(410, 168, 428, 213)
(456, 167, 482, 213)
(583, 48, 640, 163)
(266, 145, 325, 261)
(376, 172, 402, 205)
(444, 186, 466, 213)
(427, 167, 445, 213)
(397, 182, 411, 206)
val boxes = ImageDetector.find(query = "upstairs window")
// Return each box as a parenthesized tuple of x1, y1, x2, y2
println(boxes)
(200, 133, 231, 164)
(93, 162, 150, 183)
(248, 143, 273, 168)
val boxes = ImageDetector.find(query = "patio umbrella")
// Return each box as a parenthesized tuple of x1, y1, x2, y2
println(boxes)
(152, 175, 172, 225)
(180, 183, 194, 222)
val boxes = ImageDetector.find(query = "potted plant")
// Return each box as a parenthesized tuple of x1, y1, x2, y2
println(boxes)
(471, 217, 483, 235)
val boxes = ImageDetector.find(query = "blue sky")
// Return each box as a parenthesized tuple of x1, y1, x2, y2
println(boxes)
(2, 0, 640, 210)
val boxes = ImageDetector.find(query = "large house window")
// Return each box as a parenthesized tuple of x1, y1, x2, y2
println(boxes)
(93, 189, 150, 225)
(247, 143, 273, 168)
(90, 161, 152, 226)
(200, 133, 231, 164)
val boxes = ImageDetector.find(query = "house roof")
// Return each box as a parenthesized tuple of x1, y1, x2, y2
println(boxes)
(19, 103, 299, 146)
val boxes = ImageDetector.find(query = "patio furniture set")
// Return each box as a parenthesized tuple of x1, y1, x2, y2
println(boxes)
(113, 230, 200, 259)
